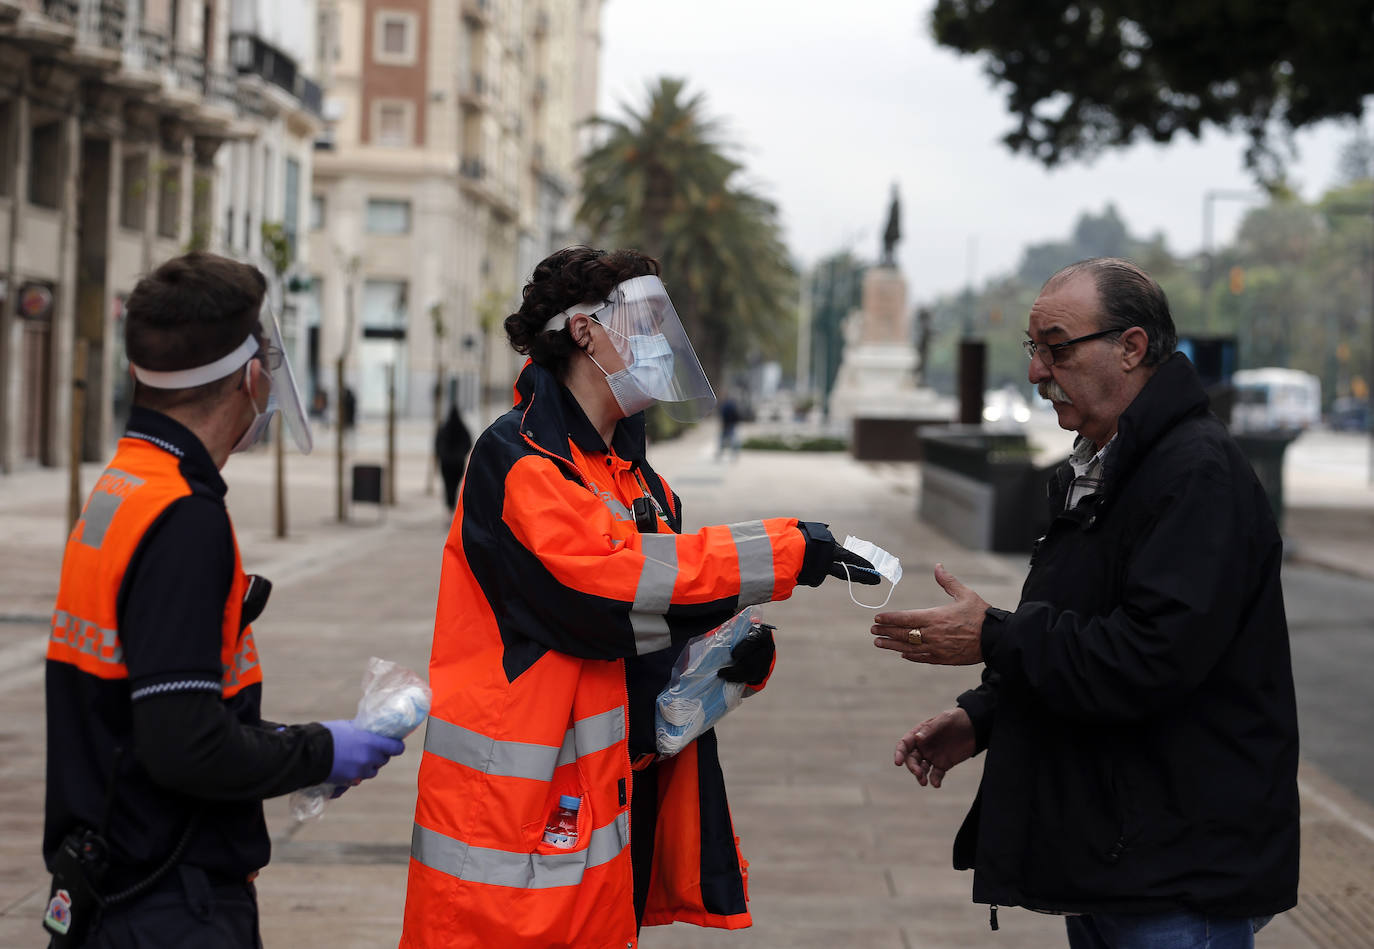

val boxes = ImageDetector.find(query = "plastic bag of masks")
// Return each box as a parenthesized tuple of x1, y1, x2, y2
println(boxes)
(655, 608, 769, 757)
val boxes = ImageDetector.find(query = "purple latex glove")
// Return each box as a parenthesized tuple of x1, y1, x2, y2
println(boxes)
(323, 720, 405, 785)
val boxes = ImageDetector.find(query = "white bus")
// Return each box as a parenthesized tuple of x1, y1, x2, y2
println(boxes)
(1231, 368, 1321, 433)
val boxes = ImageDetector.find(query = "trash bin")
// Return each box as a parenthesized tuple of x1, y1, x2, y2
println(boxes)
(1232, 430, 1298, 533)
(918, 425, 1057, 552)
(352, 464, 384, 504)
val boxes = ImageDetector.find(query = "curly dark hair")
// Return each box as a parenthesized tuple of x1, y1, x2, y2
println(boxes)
(504, 246, 660, 376)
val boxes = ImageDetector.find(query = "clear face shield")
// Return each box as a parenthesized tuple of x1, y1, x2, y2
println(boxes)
(546, 275, 717, 422)
(127, 303, 313, 454)
(256, 304, 313, 453)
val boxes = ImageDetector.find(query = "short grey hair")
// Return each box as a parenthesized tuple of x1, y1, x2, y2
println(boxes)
(1045, 258, 1177, 367)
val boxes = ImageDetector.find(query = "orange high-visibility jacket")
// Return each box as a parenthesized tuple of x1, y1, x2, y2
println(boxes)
(401, 362, 807, 948)
(49, 436, 259, 697)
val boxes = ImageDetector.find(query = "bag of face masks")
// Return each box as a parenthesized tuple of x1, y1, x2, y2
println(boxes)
(655, 608, 764, 757)
(289, 657, 431, 822)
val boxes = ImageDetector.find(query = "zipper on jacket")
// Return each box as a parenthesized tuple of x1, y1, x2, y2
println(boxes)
(989, 905, 999, 931)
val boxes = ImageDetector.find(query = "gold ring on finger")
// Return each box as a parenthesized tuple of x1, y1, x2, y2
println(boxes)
(907, 628, 923, 646)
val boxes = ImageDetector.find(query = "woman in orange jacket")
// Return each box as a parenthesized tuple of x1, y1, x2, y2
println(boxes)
(400, 247, 875, 948)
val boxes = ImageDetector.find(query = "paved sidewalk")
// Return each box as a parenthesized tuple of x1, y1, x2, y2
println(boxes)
(0, 418, 1370, 947)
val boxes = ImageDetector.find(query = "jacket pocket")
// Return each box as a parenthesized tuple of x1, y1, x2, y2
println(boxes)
(525, 779, 593, 856)
(1102, 754, 1141, 865)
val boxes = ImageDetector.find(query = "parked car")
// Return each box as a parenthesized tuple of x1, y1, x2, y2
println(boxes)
(1330, 395, 1371, 432)
(1231, 368, 1321, 433)
(982, 385, 1031, 427)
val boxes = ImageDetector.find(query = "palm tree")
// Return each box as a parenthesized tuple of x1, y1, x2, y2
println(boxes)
(578, 78, 796, 387)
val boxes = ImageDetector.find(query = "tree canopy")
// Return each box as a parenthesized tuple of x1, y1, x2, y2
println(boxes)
(930, 0, 1374, 184)
(922, 169, 1374, 413)
(578, 78, 797, 391)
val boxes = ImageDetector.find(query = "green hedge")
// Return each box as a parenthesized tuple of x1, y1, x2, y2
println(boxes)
(740, 434, 848, 452)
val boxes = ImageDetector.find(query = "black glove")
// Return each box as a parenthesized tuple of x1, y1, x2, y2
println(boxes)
(796, 522, 881, 587)
(717, 623, 776, 686)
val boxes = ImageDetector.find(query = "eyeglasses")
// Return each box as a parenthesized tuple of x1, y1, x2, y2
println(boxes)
(1022, 328, 1120, 366)
(255, 345, 284, 372)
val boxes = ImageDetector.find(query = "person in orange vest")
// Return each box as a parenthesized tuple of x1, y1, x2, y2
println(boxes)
(400, 246, 878, 948)
(43, 253, 405, 948)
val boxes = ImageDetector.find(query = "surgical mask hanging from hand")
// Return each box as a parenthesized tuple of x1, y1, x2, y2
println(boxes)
(839, 535, 903, 609)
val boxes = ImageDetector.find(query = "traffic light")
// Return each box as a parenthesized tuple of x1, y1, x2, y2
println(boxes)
(1228, 266, 1245, 295)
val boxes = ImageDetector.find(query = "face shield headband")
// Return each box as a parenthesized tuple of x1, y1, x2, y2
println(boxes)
(128, 304, 313, 454)
(544, 275, 716, 422)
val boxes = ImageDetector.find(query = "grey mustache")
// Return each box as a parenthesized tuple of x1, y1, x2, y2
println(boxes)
(1038, 380, 1073, 404)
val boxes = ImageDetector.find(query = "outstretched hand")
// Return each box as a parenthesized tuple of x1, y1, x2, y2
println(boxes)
(869, 563, 988, 665)
(893, 707, 976, 788)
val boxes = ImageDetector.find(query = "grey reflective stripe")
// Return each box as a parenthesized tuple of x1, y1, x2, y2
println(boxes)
(729, 520, 776, 605)
(411, 810, 629, 889)
(570, 706, 625, 758)
(631, 533, 678, 654)
(79, 468, 144, 550)
(50, 609, 124, 665)
(586, 479, 633, 522)
(425, 706, 625, 781)
(629, 612, 670, 655)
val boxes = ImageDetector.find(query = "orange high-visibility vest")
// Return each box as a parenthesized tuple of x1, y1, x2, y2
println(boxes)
(49, 436, 260, 697)
(401, 363, 804, 948)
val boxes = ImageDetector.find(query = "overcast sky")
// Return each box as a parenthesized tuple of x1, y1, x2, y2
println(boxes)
(597, 0, 1361, 305)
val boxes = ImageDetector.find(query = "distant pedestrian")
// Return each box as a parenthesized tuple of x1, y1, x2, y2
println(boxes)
(717, 395, 741, 459)
(434, 403, 472, 511)
(870, 258, 1298, 946)
(43, 252, 405, 948)
(340, 385, 357, 432)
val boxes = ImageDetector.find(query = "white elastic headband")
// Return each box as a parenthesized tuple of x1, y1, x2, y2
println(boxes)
(130, 333, 258, 389)
(543, 300, 609, 332)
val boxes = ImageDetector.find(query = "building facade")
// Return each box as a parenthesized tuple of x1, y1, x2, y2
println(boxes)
(0, 0, 321, 472)
(308, 0, 602, 423)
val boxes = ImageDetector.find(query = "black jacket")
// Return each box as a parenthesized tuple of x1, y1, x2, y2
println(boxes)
(954, 353, 1299, 918)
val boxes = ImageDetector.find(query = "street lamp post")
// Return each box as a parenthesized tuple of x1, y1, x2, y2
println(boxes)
(1201, 189, 1264, 331)
(1323, 200, 1374, 484)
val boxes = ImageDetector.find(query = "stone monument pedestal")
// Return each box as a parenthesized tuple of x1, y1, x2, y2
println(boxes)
(828, 267, 953, 461)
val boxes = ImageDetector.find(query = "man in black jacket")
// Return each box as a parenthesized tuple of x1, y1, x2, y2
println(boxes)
(870, 258, 1298, 948)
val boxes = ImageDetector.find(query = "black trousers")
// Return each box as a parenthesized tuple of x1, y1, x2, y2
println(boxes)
(74, 866, 261, 949)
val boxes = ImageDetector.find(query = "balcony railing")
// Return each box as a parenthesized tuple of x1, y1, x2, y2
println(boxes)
(230, 32, 296, 99)
(76, 0, 124, 49)
(205, 68, 238, 110)
(171, 45, 205, 95)
(297, 75, 323, 117)
(122, 27, 167, 74)
(43, 0, 79, 26)
(461, 0, 491, 26)
(459, 157, 485, 180)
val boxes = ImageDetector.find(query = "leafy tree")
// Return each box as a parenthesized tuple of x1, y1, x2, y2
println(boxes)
(578, 78, 796, 386)
(1338, 129, 1374, 184)
(930, 0, 1374, 184)
(1017, 204, 1132, 286)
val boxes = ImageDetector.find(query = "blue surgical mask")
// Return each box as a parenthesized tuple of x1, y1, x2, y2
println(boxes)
(590, 332, 676, 416)
(231, 367, 277, 454)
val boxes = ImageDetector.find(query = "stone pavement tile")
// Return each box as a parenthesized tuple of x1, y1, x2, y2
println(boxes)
(256, 863, 407, 948)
